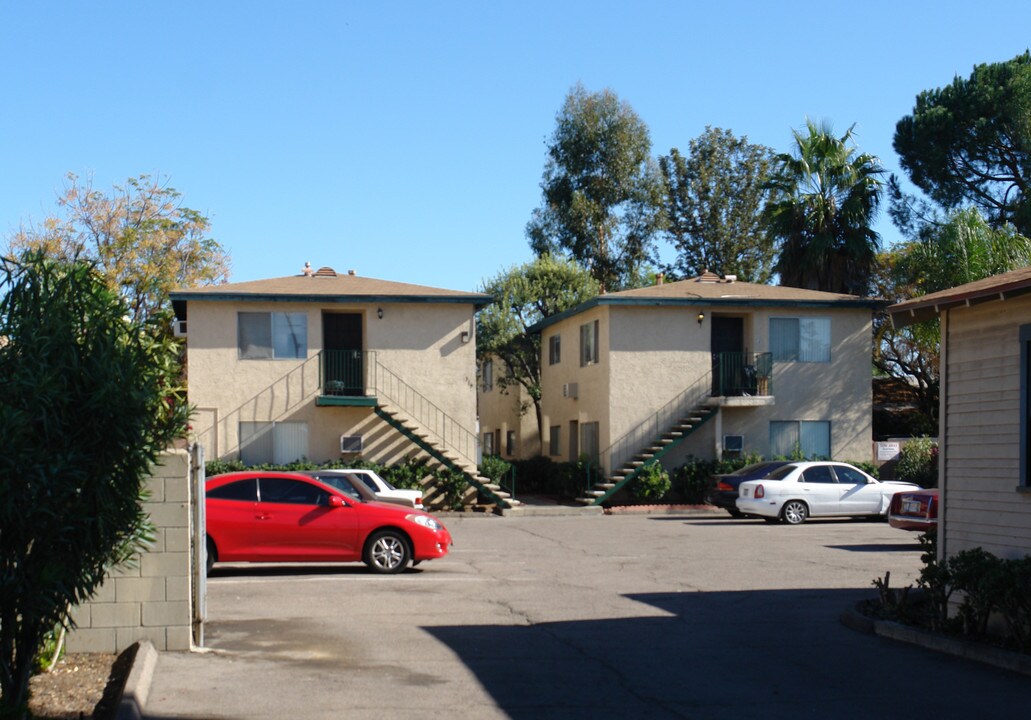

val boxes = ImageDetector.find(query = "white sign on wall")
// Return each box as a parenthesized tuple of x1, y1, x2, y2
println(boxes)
(876, 441, 901, 461)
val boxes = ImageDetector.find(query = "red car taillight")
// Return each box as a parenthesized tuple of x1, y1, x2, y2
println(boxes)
(754, 484, 765, 499)
(717, 481, 734, 492)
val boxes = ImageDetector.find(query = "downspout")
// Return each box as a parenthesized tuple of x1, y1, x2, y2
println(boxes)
(714, 408, 723, 461)
(938, 309, 948, 563)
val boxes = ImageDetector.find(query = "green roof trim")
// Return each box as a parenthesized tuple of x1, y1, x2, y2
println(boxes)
(526, 295, 883, 334)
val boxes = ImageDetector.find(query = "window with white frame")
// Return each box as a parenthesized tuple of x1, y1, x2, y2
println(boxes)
(239, 421, 309, 465)
(483, 431, 495, 456)
(238, 312, 308, 359)
(770, 317, 830, 362)
(769, 420, 830, 459)
(549, 334, 561, 365)
(580, 320, 599, 367)
(549, 425, 561, 456)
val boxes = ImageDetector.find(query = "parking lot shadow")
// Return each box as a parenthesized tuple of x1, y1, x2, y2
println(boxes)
(423, 587, 1029, 719)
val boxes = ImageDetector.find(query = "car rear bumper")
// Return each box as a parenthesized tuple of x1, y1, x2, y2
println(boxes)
(735, 497, 779, 518)
(888, 514, 937, 532)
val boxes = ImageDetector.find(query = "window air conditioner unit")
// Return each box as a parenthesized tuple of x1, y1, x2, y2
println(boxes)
(340, 435, 363, 454)
(172, 319, 187, 337)
(562, 383, 578, 399)
(723, 434, 744, 453)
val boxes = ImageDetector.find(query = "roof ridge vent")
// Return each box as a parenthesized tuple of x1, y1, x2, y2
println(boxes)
(314, 266, 338, 277)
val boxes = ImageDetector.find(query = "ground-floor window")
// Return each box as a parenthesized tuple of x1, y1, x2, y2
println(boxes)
(483, 431, 495, 456)
(239, 421, 308, 465)
(549, 425, 561, 456)
(506, 430, 515, 456)
(769, 420, 830, 459)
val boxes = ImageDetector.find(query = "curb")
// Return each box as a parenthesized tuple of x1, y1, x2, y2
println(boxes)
(115, 640, 158, 720)
(840, 607, 1031, 677)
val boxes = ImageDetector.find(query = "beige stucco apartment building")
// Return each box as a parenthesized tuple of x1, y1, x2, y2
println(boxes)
(487, 273, 878, 500)
(889, 268, 1031, 560)
(477, 357, 541, 460)
(170, 266, 511, 506)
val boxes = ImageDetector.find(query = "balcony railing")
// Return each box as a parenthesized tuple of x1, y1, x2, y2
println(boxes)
(712, 352, 773, 397)
(320, 349, 368, 396)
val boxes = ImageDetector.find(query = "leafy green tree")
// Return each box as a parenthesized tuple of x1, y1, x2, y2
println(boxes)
(875, 208, 1031, 432)
(893, 52, 1031, 236)
(527, 84, 665, 291)
(0, 253, 188, 718)
(7, 173, 230, 325)
(764, 120, 884, 295)
(659, 127, 776, 282)
(477, 256, 600, 443)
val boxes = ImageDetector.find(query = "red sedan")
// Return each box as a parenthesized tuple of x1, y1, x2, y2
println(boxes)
(205, 471, 452, 573)
(888, 488, 938, 533)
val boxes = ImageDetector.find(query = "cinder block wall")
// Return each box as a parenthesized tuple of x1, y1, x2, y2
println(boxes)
(67, 450, 193, 652)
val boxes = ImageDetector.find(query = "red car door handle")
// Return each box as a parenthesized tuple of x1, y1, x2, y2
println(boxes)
(255, 514, 272, 520)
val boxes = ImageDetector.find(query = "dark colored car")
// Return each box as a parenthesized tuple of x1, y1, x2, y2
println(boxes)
(888, 488, 939, 533)
(706, 461, 792, 517)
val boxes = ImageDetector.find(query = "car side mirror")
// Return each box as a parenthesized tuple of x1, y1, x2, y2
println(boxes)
(328, 495, 347, 508)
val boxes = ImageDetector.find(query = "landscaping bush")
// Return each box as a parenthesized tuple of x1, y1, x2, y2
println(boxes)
(874, 535, 1031, 653)
(631, 461, 671, 501)
(508, 456, 595, 498)
(896, 437, 938, 487)
(479, 454, 513, 485)
(435, 468, 469, 510)
(672, 453, 761, 504)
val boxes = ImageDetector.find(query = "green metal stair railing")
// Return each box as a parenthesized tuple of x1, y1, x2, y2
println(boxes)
(589, 372, 718, 505)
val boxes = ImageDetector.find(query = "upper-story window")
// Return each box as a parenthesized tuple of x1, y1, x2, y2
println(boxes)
(238, 312, 307, 359)
(770, 317, 830, 363)
(549, 334, 561, 365)
(580, 320, 599, 367)
(482, 359, 494, 392)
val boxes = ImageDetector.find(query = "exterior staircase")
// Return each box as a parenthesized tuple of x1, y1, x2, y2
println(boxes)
(579, 379, 719, 506)
(373, 404, 520, 511)
(319, 350, 518, 510)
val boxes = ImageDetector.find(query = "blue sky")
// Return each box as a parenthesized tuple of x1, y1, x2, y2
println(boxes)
(2, 1, 1029, 292)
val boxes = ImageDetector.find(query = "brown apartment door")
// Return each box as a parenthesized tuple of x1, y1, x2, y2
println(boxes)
(323, 313, 364, 395)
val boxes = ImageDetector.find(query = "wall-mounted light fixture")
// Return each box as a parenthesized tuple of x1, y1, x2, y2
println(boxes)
(697, 311, 705, 325)
(461, 330, 470, 344)
(377, 307, 384, 319)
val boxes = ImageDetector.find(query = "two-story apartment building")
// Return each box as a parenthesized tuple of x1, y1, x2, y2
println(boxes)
(498, 272, 880, 503)
(171, 265, 513, 507)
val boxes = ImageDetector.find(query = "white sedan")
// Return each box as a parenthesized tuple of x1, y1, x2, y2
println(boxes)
(302, 469, 424, 509)
(735, 461, 920, 525)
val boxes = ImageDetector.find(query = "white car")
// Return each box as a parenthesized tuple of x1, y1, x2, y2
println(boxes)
(735, 461, 920, 525)
(302, 469, 424, 509)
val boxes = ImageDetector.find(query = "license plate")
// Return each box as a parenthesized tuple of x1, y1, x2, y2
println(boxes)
(902, 500, 922, 513)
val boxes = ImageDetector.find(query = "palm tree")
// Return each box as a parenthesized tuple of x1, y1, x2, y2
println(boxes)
(764, 120, 884, 295)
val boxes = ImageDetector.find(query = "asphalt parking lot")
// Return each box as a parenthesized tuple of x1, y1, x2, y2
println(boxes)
(144, 513, 1031, 719)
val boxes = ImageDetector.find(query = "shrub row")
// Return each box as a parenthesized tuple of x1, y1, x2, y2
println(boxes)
(477, 452, 882, 504)
(875, 534, 1031, 654)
